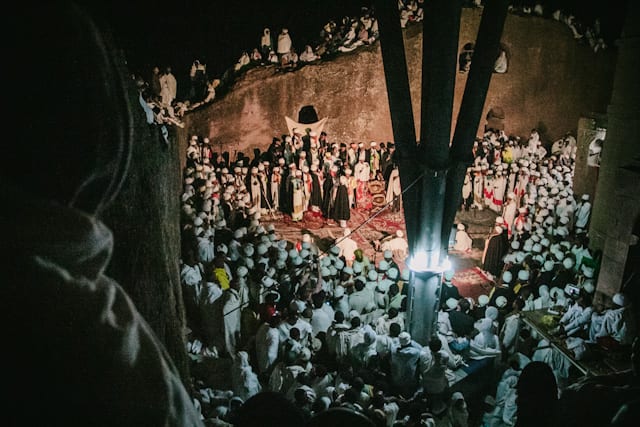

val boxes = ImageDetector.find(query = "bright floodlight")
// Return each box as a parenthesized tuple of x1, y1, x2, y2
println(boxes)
(408, 250, 429, 272)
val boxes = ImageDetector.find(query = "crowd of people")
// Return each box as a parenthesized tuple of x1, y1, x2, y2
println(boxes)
(177, 114, 637, 425)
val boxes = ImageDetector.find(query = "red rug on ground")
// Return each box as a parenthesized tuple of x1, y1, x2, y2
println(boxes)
(452, 267, 493, 301)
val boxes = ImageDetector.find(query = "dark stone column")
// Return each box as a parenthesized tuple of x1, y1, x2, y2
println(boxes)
(590, 1, 640, 300)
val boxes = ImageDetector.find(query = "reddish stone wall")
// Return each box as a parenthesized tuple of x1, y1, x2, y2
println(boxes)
(179, 8, 616, 160)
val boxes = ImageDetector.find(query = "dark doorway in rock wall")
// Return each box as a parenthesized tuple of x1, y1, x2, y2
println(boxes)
(298, 105, 319, 124)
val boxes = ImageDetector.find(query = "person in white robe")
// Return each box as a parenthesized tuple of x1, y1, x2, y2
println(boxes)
(453, 223, 473, 253)
(533, 285, 552, 310)
(299, 45, 319, 63)
(385, 165, 402, 213)
(260, 27, 274, 58)
(375, 308, 405, 336)
(574, 194, 592, 234)
(350, 325, 378, 369)
(336, 228, 359, 266)
(291, 170, 305, 221)
(222, 280, 242, 358)
(159, 66, 177, 108)
(354, 156, 372, 209)
(248, 167, 262, 213)
(486, 374, 518, 427)
(561, 295, 594, 338)
(420, 338, 450, 399)
(381, 230, 409, 262)
(502, 192, 517, 238)
(270, 166, 281, 213)
(349, 279, 376, 315)
(276, 28, 292, 59)
(310, 294, 332, 337)
(391, 332, 423, 398)
(255, 316, 281, 376)
(491, 169, 507, 213)
(594, 292, 637, 345)
(449, 392, 470, 427)
(231, 351, 261, 402)
(470, 318, 502, 359)
(198, 233, 216, 266)
(500, 299, 524, 357)
(472, 166, 485, 210)
(279, 311, 313, 347)
(325, 311, 351, 360)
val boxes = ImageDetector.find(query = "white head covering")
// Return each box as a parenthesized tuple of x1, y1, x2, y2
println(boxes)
(517, 269, 530, 281)
(612, 293, 627, 307)
(502, 271, 512, 284)
(485, 306, 499, 320)
(478, 294, 490, 307)
(398, 332, 412, 346)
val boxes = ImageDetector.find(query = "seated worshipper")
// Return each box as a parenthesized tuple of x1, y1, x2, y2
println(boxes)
(448, 297, 476, 354)
(587, 301, 607, 343)
(380, 230, 409, 262)
(2, 3, 204, 424)
(453, 223, 474, 253)
(470, 317, 502, 359)
(440, 270, 461, 310)
(594, 292, 637, 347)
(483, 373, 518, 427)
(534, 284, 552, 309)
(299, 44, 319, 63)
(449, 391, 470, 427)
(553, 291, 592, 338)
(375, 307, 405, 336)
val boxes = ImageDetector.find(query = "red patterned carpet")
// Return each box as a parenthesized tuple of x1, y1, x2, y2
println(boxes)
(451, 266, 493, 301)
(264, 204, 407, 264)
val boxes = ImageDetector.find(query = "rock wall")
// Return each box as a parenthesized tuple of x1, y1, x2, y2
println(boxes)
(179, 8, 616, 159)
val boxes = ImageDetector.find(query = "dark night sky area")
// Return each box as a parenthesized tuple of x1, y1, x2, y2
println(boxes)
(81, 0, 370, 94)
(79, 0, 629, 100)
